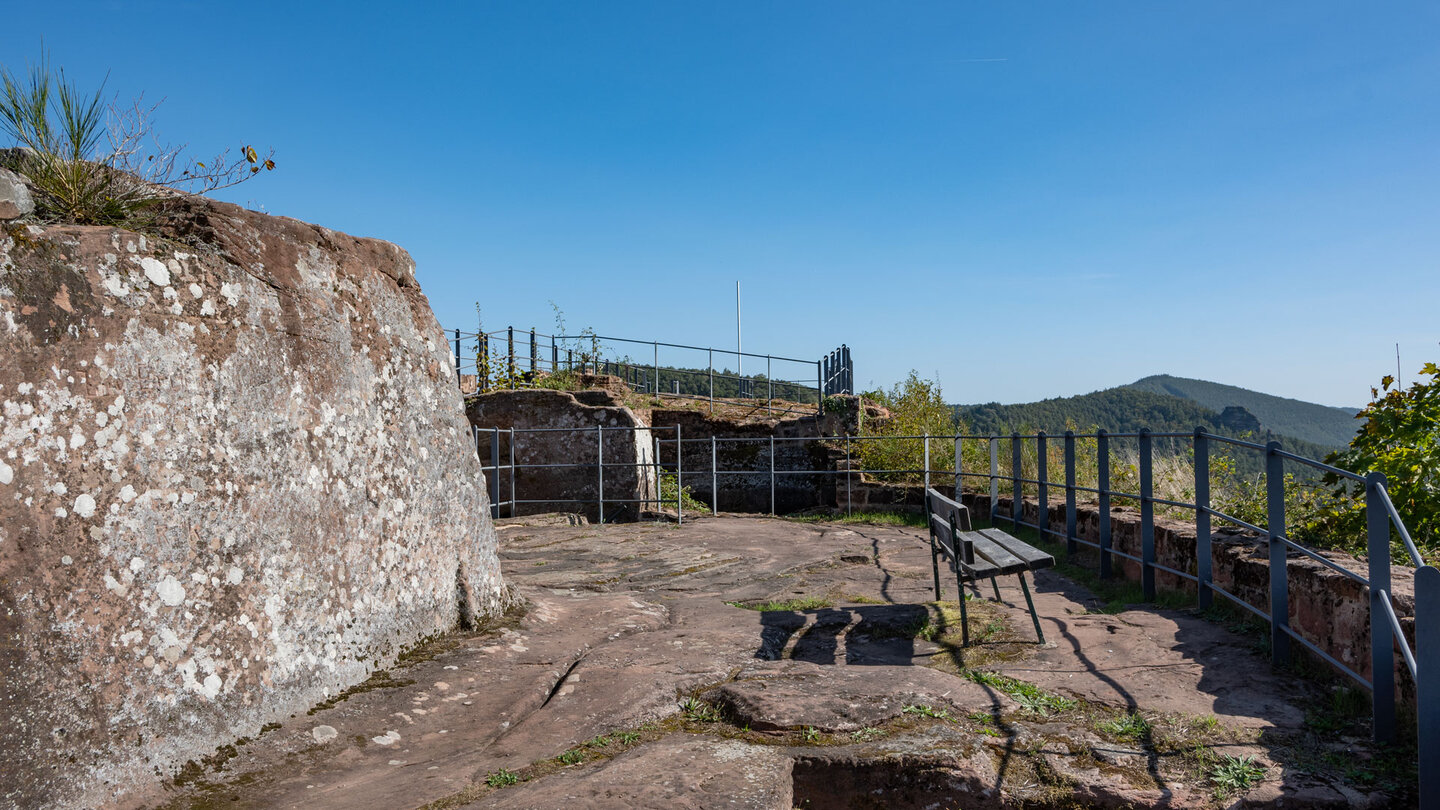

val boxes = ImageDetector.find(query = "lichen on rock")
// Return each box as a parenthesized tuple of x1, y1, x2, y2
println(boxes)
(0, 195, 508, 809)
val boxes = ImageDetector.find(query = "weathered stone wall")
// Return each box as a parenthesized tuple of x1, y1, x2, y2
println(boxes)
(649, 409, 841, 514)
(0, 197, 508, 809)
(465, 389, 656, 523)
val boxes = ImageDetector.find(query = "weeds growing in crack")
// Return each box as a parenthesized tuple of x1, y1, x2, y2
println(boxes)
(1209, 754, 1266, 798)
(483, 768, 520, 788)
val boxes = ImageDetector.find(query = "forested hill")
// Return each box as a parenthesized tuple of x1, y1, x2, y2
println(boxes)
(952, 387, 1339, 465)
(1124, 374, 1360, 447)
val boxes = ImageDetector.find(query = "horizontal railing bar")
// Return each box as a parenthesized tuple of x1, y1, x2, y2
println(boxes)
(1107, 547, 1143, 564)
(1209, 583, 1273, 623)
(1376, 483, 1427, 568)
(1376, 590, 1419, 680)
(1207, 435, 1270, 452)
(1277, 536, 1369, 585)
(1149, 560, 1200, 583)
(1150, 496, 1198, 510)
(554, 333, 816, 365)
(1271, 448, 1366, 482)
(1278, 623, 1374, 689)
(1202, 508, 1268, 537)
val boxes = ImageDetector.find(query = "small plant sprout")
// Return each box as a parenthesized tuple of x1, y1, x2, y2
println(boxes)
(801, 726, 821, 742)
(615, 731, 640, 744)
(1210, 755, 1266, 797)
(557, 749, 584, 765)
(484, 768, 519, 787)
(1098, 712, 1152, 741)
(680, 697, 721, 723)
(902, 704, 952, 721)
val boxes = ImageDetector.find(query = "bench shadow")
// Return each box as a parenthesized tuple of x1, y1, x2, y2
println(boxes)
(755, 604, 931, 665)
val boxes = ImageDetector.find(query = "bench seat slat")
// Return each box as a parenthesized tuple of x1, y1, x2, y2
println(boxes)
(977, 529, 1055, 570)
(962, 531, 1030, 575)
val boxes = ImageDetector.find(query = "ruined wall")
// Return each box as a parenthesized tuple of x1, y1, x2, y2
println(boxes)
(465, 389, 656, 522)
(0, 197, 509, 809)
(650, 408, 845, 514)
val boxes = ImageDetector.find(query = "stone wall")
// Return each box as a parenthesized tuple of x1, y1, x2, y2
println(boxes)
(0, 196, 509, 809)
(464, 389, 656, 523)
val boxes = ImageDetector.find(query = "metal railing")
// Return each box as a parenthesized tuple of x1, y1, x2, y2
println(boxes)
(472, 424, 686, 524)
(469, 422, 1434, 802)
(448, 326, 852, 416)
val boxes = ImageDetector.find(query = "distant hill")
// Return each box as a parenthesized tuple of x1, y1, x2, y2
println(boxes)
(1124, 375, 1360, 448)
(952, 386, 1341, 477)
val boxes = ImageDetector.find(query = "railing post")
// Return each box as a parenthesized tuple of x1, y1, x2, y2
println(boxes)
(1417, 564, 1439, 807)
(845, 436, 853, 516)
(1140, 429, 1155, 601)
(652, 341, 659, 395)
(1266, 440, 1288, 667)
(708, 348, 714, 415)
(1194, 428, 1212, 609)
(1098, 430, 1111, 579)
(453, 328, 461, 384)
(1037, 431, 1048, 541)
(1366, 471, 1396, 743)
(507, 326, 515, 383)
(769, 435, 776, 515)
(816, 360, 824, 414)
(508, 429, 516, 518)
(551, 339, 558, 373)
(989, 437, 998, 519)
(675, 425, 683, 525)
(529, 328, 537, 375)
(490, 427, 500, 520)
(954, 436, 962, 502)
(1011, 432, 1022, 528)
(767, 355, 773, 415)
(843, 344, 851, 393)
(711, 435, 718, 515)
(1064, 431, 1076, 556)
(923, 434, 931, 492)
(597, 425, 604, 524)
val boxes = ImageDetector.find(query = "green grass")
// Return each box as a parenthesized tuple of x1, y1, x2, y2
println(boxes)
(1210, 754, 1266, 797)
(1097, 711, 1153, 741)
(784, 510, 927, 527)
(483, 768, 520, 787)
(680, 696, 722, 723)
(963, 670, 1075, 717)
(726, 596, 833, 612)
(901, 703, 953, 720)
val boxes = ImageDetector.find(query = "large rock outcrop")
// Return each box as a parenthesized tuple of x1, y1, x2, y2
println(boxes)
(0, 197, 508, 808)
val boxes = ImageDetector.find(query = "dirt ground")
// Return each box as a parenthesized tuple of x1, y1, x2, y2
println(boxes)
(138, 515, 1415, 809)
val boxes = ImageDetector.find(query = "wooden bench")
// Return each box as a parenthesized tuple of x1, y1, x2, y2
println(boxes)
(924, 487, 1054, 645)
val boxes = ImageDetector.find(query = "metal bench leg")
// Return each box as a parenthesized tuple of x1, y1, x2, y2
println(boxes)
(1017, 572, 1045, 644)
(929, 536, 942, 601)
(956, 573, 970, 647)
(990, 575, 1002, 602)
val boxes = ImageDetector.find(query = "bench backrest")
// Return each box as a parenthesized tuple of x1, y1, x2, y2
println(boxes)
(925, 487, 973, 566)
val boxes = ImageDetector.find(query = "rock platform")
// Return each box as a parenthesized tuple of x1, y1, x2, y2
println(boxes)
(142, 515, 1410, 809)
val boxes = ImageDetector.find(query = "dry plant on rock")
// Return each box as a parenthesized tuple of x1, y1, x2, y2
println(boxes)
(1, 52, 275, 228)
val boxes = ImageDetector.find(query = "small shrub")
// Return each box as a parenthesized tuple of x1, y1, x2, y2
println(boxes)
(484, 768, 519, 787)
(1210, 754, 1265, 797)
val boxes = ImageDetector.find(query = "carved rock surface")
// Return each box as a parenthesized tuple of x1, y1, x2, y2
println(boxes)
(0, 198, 507, 809)
(0, 167, 33, 220)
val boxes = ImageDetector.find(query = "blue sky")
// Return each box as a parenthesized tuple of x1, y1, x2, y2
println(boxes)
(5, 2, 1437, 408)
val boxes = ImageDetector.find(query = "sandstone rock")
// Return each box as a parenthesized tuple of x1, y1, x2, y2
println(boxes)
(0, 167, 33, 219)
(0, 195, 508, 809)
(466, 734, 792, 810)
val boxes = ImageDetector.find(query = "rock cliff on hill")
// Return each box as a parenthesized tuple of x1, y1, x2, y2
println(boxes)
(0, 195, 508, 808)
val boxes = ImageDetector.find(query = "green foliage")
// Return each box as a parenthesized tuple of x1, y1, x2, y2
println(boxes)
(658, 472, 706, 514)
(679, 696, 722, 723)
(1325, 363, 1439, 559)
(783, 510, 927, 527)
(1097, 711, 1152, 741)
(556, 748, 584, 765)
(901, 703, 953, 720)
(856, 371, 958, 484)
(962, 670, 1075, 716)
(1209, 754, 1266, 797)
(1, 51, 274, 227)
(484, 768, 520, 787)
